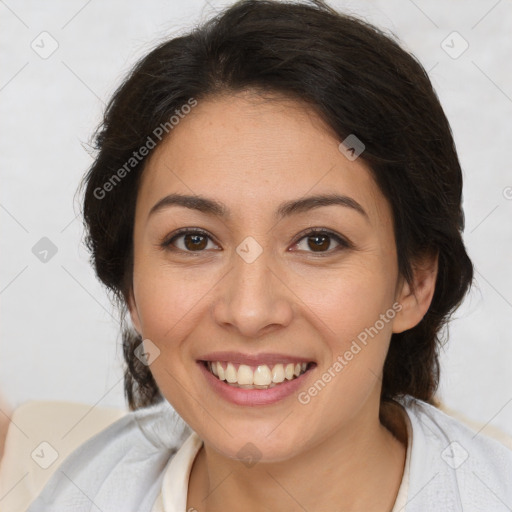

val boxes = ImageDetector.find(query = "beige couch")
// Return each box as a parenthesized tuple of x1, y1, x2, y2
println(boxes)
(0, 400, 510, 512)
(0, 401, 126, 512)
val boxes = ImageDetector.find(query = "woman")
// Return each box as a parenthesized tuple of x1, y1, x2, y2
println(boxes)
(25, 0, 512, 510)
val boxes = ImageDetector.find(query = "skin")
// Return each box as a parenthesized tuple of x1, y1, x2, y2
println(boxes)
(128, 90, 438, 511)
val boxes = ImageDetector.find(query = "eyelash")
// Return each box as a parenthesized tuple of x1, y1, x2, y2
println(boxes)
(160, 227, 352, 257)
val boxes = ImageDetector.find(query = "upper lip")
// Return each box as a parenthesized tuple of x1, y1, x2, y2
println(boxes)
(198, 351, 315, 366)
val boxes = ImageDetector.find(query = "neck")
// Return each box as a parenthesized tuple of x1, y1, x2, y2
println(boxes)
(188, 399, 407, 512)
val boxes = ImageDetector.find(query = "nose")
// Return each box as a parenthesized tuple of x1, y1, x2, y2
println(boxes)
(211, 242, 294, 338)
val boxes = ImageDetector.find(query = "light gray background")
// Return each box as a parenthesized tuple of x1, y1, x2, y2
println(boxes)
(1, 0, 511, 436)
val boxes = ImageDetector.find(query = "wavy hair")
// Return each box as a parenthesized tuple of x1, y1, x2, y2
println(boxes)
(81, 0, 473, 410)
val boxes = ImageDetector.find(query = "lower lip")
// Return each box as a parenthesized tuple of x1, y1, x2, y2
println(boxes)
(198, 362, 314, 406)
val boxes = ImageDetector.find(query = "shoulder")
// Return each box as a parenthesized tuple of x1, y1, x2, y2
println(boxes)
(0, 399, 190, 512)
(400, 396, 512, 511)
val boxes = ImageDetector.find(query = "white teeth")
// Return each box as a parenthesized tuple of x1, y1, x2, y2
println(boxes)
(254, 365, 272, 386)
(206, 360, 310, 387)
(225, 362, 237, 383)
(216, 362, 225, 380)
(237, 364, 253, 385)
(271, 364, 285, 383)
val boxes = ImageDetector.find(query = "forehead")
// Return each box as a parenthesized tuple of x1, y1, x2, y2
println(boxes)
(136, 92, 390, 226)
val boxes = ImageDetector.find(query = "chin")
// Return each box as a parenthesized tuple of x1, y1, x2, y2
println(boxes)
(204, 426, 311, 466)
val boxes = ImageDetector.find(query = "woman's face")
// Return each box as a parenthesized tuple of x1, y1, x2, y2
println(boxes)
(129, 91, 420, 462)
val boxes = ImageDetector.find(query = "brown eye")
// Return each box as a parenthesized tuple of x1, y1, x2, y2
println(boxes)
(291, 229, 350, 255)
(307, 233, 331, 252)
(183, 233, 208, 251)
(163, 229, 218, 252)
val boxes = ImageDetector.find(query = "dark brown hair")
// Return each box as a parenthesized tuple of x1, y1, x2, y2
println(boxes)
(81, 0, 473, 410)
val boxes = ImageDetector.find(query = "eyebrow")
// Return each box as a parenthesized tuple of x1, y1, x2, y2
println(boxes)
(148, 192, 369, 222)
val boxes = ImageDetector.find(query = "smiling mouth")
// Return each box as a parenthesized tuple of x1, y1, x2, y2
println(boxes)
(202, 360, 315, 389)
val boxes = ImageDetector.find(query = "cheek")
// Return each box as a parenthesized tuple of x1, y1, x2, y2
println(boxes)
(289, 264, 399, 410)
(292, 261, 397, 342)
(131, 265, 210, 413)
(289, 268, 398, 430)
(132, 259, 211, 339)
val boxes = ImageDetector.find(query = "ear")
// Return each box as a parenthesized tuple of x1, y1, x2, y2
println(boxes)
(126, 288, 143, 336)
(392, 251, 438, 334)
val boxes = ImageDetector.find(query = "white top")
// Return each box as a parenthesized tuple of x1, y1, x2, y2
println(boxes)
(27, 396, 512, 512)
(151, 412, 412, 512)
